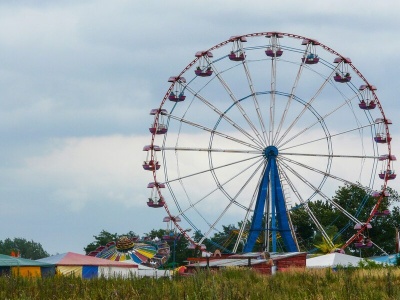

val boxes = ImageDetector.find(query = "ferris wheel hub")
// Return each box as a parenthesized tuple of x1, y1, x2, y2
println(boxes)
(264, 146, 279, 159)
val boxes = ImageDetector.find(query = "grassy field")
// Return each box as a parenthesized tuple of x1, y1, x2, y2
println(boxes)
(1, 267, 400, 299)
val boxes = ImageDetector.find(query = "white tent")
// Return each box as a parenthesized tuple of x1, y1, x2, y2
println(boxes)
(306, 253, 364, 268)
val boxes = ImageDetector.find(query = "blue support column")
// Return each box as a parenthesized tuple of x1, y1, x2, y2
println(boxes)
(243, 146, 298, 253)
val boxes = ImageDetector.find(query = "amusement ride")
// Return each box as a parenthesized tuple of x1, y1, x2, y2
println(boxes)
(143, 31, 396, 255)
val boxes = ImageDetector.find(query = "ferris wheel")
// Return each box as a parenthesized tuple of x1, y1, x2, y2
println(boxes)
(143, 32, 396, 254)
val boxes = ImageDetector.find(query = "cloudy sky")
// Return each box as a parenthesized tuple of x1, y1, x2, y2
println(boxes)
(0, 0, 399, 255)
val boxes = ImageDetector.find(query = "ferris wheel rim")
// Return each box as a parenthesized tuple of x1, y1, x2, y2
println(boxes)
(145, 31, 393, 253)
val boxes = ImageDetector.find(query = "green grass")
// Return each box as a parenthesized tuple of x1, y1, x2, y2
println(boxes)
(1, 267, 400, 299)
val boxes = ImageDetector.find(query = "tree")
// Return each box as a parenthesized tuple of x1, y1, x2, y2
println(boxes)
(0, 238, 49, 259)
(290, 184, 400, 257)
(83, 230, 137, 254)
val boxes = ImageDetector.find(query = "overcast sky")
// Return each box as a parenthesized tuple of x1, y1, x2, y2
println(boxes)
(0, 0, 399, 255)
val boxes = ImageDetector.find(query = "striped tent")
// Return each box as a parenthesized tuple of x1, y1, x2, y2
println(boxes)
(37, 252, 138, 279)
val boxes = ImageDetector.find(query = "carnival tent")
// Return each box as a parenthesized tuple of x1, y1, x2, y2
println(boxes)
(306, 253, 364, 268)
(0, 254, 55, 277)
(37, 252, 138, 279)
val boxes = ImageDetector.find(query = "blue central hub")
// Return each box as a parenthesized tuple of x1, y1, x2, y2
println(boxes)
(264, 146, 279, 159)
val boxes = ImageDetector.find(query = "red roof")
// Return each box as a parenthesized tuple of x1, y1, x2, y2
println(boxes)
(37, 252, 138, 268)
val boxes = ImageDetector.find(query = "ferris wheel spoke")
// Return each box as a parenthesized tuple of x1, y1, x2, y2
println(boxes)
(275, 65, 340, 146)
(168, 114, 262, 150)
(242, 60, 269, 145)
(268, 48, 278, 144)
(231, 165, 266, 253)
(279, 122, 377, 152)
(206, 59, 266, 147)
(162, 146, 261, 154)
(280, 152, 379, 160)
(278, 92, 362, 148)
(175, 156, 265, 219)
(278, 165, 334, 248)
(182, 84, 265, 148)
(278, 159, 362, 224)
(197, 160, 266, 245)
(278, 156, 374, 193)
(164, 154, 263, 185)
(273, 61, 305, 145)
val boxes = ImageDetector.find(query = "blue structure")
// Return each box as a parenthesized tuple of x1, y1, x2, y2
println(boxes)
(243, 146, 298, 253)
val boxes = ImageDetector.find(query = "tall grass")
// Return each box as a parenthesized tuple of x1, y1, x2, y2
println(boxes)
(1, 267, 400, 299)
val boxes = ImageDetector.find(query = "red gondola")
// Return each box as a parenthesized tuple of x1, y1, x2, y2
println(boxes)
(378, 170, 396, 180)
(143, 160, 160, 171)
(302, 54, 319, 64)
(195, 67, 213, 77)
(195, 51, 213, 77)
(358, 100, 376, 110)
(168, 92, 186, 102)
(149, 108, 168, 134)
(373, 209, 390, 217)
(371, 190, 390, 198)
(229, 52, 245, 61)
(168, 77, 187, 102)
(265, 32, 283, 57)
(354, 223, 372, 230)
(265, 48, 283, 57)
(374, 134, 392, 143)
(358, 85, 377, 110)
(334, 73, 351, 83)
(147, 197, 165, 208)
(228, 36, 246, 61)
(354, 240, 373, 248)
(333, 57, 352, 83)
(149, 124, 168, 134)
(301, 39, 320, 64)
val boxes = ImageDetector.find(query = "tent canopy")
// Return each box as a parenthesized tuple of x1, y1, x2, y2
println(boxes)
(37, 252, 138, 268)
(306, 253, 364, 268)
(0, 254, 53, 267)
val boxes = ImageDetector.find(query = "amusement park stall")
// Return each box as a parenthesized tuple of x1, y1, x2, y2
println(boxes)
(37, 252, 138, 279)
(185, 252, 306, 275)
(0, 254, 55, 277)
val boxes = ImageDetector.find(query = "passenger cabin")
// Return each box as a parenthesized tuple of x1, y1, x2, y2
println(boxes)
(374, 134, 392, 143)
(334, 73, 351, 83)
(142, 160, 160, 171)
(379, 170, 397, 180)
(162, 215, 181, 240)
(354, 223, 372, 230)
(301, 38, 320, 64)
(195, 67, 213, 77)
(168, 91, 186, 102)
(265, 32, 284, 57)
(143, 145, 161, 171)
(359, 100, 376, 110)
(168, 76, 187, 102)
(228, 36, 246, 61)
(358, 84, 377, 110)
(229, 52, 245, 61)
(149, 108, 168, 134)
(265, 48, 283, 57)
(371, 190, 390, 198)
(354, 239, 373, 248)
(333, 57, 352, 83)
(373, 209, 390, 217)
(374, 118, 392, 143)
(195, 51, 213, 77)
(147, 196, 165, 208)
